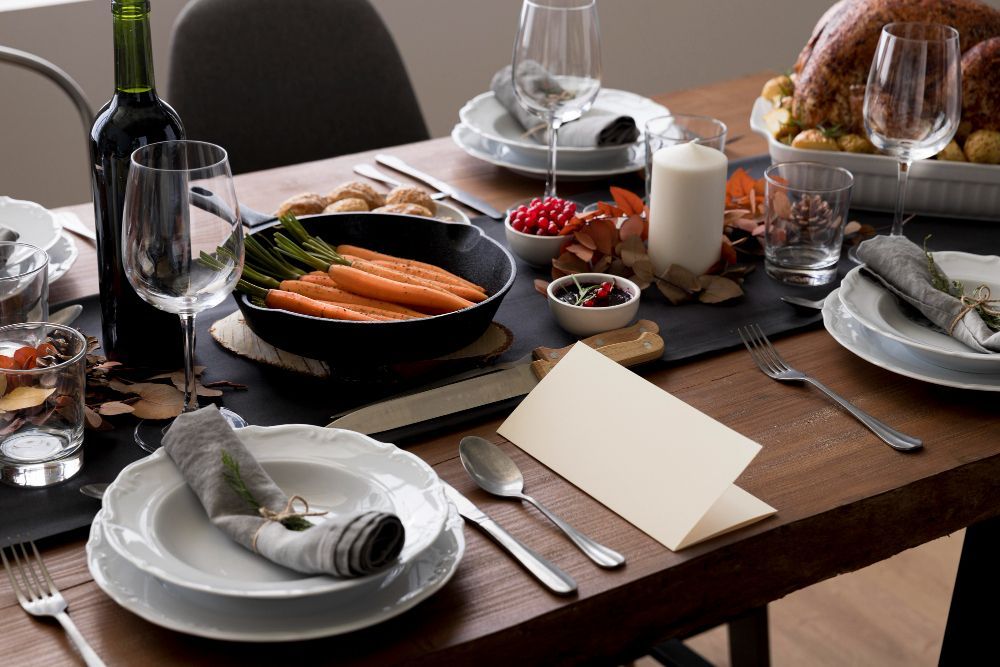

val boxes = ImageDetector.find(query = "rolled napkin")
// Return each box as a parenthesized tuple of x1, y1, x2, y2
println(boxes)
(857, 235, 1000, 353)
(163, 406, 405, 577)
(490, 63, 639, 147)
(0, 225, 21, 264)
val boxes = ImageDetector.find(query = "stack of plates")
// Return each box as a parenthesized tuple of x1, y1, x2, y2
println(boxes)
(0, 196, 79, 282)
(87, 425, 464, 641)
(823, 251, 1000, 391)
(452, 89, 667, 180)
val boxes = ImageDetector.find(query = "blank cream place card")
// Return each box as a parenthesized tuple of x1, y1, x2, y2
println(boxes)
(497, 342, 775, 551)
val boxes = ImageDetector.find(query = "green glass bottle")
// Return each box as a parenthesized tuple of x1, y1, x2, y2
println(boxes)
(90, 0, 184, 367)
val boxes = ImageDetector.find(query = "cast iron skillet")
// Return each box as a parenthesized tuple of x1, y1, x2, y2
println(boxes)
(235, 213, 517, 364)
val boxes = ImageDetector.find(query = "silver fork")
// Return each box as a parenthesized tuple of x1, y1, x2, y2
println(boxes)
(737, 324, 922, 452)
(2, 542, 106, 667)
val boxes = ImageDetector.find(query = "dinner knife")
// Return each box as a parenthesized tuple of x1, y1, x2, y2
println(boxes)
(54, 212, 96, 244)
(328, 321, 664, 435)
(374, 154, 503, 219)
(442, 482, 577, 595)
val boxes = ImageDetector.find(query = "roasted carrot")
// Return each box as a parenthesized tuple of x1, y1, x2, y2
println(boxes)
(327, 265, 474, 313)
(341, 257, 487, 303)
(305, 271, 338, 288)
(335, 244, 484, 292)
(325, 302, 416, 321)
(280, 279, 425, 317)
(368, 259, 486, 293)
(265, 289, 377, 321)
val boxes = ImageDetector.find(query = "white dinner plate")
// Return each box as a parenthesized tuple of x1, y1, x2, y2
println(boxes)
(100, 425, 450, 599)
(823, 288, 1000, 391)
(433, 200, 471, 224)
(838, 252, 1000, 373)
(88, 506, 464, 642)
(459, 88, 667, 158)
(0, 196, 61, 252)
(46, 231, 79, 283)
(452, 124, 643, 180)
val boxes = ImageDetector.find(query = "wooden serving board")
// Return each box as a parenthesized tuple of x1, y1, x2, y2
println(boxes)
(209, 311, 513, 380)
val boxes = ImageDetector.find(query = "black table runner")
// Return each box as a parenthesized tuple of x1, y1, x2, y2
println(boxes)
(3, 155, 997, 547)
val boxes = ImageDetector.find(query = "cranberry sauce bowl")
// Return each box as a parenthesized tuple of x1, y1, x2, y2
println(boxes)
(546, 273, 640, 336)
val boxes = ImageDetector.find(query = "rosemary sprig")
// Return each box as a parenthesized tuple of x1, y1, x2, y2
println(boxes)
(568, 275, 603, 306)
(924, 236, 1000, 332)
(220, 451, 314, 531)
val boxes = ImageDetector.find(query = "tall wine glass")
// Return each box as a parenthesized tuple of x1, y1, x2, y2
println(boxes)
(863, 22, 961, 236)
(512, 0, 601, 199)
(122, 140, 244, 451)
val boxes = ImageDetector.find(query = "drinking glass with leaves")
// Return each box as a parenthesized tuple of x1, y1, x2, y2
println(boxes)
(122, 140, 244, 451)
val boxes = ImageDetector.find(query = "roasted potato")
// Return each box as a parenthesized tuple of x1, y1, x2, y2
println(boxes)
(374, 203, 434, 217)
(761, 75, 793, 104)
(323, 197, 369, 213)
(764, 107, 796, 140)
(791, 129, 839, 151)
(964, 130, 1000, 164)
(326, 182, 385, 209)
(837, 133, 875, 154)
(936, 140, 967, 162)
(275, 193, 326, 217)
(386, 186, 435, 211)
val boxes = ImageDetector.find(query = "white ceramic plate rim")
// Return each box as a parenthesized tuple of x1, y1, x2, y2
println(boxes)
(99, 425, 449, 598)
(87, 506, 464, 642)
(838, 252, 1000, 369)
(0, 196, 61, 252)
(459, 89, 667, 155)
(433, 200, 471, 224)
(452, 124, 642, 178)
(47, 231, 78, 283)
(823, 288, 1000, 391)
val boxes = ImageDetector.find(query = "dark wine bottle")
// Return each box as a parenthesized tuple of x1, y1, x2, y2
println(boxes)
(90, 0, 184, 367)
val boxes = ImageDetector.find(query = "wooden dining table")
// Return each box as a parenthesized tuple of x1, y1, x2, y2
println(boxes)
(3, 72, 998, 666)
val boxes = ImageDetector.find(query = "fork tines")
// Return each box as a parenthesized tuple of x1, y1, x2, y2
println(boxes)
(2, 541, 55, 605)
(738, 324, 788, 377)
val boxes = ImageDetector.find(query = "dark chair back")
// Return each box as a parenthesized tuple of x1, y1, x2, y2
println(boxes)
(166, 0, 429, 174)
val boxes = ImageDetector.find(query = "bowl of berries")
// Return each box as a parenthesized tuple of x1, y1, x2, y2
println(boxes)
(546, 272, 640, 336)
(504, 196, 578, 267)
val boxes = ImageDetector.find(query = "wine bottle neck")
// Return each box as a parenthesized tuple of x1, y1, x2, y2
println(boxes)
(112, 0, 156, 96)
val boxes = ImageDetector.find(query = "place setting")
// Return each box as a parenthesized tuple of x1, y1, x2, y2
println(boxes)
(3, 0, 1000, 664)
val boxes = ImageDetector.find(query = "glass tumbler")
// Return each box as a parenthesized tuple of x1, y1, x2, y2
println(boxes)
(0, 323, 87, 487)
(644, 113, 727, 200)
(0, 242, 49, 325)
(763, 162, 854, 286)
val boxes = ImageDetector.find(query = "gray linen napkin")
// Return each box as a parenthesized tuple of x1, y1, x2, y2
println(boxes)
(856, 236, 1000, 353)
(0, 225, 21, 264)
(490, 63, 639, 147)
(163, 406, 405, 577)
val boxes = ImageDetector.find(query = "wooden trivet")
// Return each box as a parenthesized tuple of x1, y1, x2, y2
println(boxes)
(209, 312, 514, 380)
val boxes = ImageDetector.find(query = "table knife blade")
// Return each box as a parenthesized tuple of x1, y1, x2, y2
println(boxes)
(442, 482, 576, 595)
(54, 211, 96, 243)
(374, 154, 503, 219)
(328, 327, 663, 435)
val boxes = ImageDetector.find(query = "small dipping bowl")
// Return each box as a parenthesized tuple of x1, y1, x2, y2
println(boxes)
(547, 273, 640, 336)
(504, 217, 567, 268)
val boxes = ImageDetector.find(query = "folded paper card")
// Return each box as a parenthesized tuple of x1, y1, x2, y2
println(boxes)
(497, 343, 775, 550)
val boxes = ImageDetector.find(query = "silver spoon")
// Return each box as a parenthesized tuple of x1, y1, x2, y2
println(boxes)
(459, 436, 625, 569)
(79, 483, 108, 500)
(780, 295, 827, 310)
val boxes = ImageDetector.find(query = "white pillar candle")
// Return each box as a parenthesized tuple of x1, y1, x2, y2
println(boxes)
(647, 142, 727, 276)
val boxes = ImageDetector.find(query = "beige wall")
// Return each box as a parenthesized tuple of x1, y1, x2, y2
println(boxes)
(3, 0, 998, 208)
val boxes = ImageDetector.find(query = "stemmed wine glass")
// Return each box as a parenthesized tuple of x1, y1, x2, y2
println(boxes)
(512, 0, 602, 199)
(863, 22, 961, 237)
(122, 140, 244, 451)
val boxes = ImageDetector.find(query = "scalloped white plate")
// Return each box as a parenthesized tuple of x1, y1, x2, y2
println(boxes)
(100, 425, 449, 599)
(459, 88, 667, 158)
(839, 252, 1000, 373)
(0, 196, 61, 252)
(88, 506, 464, 642)
(824, 289, 1000, 391)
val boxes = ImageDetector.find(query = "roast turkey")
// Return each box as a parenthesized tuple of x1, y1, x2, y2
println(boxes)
(792, 0, 1000, 133)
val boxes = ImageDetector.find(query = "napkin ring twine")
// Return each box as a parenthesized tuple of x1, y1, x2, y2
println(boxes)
(948, 285, 1000, 334)
(251, 495, 327, 553)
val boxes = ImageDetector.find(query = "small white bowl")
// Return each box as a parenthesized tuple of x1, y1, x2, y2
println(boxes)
(547, 273, 641, 336)
(504, 217, 567, 267)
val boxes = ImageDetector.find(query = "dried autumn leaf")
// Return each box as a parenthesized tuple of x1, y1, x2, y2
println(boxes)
(592, 255, 612, 273)
(98, 401, 136, 416)
(631, 258, 654, 284)
(0, 417, 25, 436)
(618, 235, 647, 267)
(609, 186, 644, 216)
(721, 236, 738, 265)
(0, 386, 55, 412)
(534, 279, 550, 296)
(619, 214, 645, 240)
(724, 209, 751, 224)
(552, 251, 589, 276)
(656, 279, 692, 305)
(574, 230, 597, 250)
(130, 383, 185, 420)
(661, 264, 702, 292)
(588, 219, 617, 255)
(566, 243, 595, 264)
(698, 275, 744, 303)
(608, 258, 629, 276)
